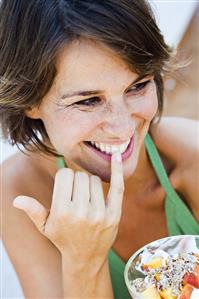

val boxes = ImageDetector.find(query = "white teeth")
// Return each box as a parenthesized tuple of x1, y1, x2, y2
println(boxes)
(104, 145, 111, 154)
(100, 144, 105, 152)
(95, 142, 100, 148)
(90, 139, 131, 154)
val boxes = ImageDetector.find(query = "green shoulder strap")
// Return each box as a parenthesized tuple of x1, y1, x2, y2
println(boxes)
(108, 250, 132, 299)
(56, 155, 67, 169)
(144, 133, 199, 235)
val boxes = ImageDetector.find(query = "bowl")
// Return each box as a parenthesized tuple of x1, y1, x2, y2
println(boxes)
(124, 235, 199, 299)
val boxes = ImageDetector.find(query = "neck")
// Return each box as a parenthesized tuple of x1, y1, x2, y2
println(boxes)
(128, 141, 154, 190)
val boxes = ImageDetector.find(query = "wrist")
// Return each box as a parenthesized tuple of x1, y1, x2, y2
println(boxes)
(62, 257, 114, 298)
(61, 253, 109, 277)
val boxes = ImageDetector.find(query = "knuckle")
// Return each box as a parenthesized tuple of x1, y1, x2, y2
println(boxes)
(105, 212, 120, 227)
(92, 212, 104, 223)
(75, 216, 89, 227)
(56, 210, 68, 220)
(50, 211, 66, 223)
(76, 207, 89, 218)
(50, 207, 72, 221)
(104, 218, 116, 228)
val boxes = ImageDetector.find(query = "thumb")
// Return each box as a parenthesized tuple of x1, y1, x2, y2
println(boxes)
(13, 196, 49, 233)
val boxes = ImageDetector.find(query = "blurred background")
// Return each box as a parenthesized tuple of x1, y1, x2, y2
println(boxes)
(1, 1, 199, 298)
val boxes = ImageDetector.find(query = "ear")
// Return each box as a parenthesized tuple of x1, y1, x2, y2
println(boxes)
(25, 106, 41, 119)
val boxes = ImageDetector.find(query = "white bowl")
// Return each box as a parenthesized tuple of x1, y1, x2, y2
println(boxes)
(124, 235, 199, 299)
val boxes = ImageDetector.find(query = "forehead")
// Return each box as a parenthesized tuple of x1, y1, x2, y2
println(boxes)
(54, 39, 137, 92)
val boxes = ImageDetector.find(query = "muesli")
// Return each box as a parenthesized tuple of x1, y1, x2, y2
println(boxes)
(128, 237, 199, 299)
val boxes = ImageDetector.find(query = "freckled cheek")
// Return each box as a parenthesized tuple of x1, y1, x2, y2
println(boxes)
(46, 112, 100, 150)
(129, 92, 158, 121)
(69, 116, 100, 141)
(141, 96, 158, 120)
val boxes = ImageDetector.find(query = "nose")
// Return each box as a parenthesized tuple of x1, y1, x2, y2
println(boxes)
(101, 103, 135, 140)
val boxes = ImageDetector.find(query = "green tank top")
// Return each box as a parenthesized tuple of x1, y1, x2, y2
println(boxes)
(56, 133, 199, 299)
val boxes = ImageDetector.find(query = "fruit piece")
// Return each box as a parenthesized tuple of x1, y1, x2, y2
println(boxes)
(141, 285, 161, 299)
(179, 284, 193, 299)
(183, 265, 199, 289)
(195, 264, 199, 285)
(183, 273, 199, 289)
(182, 264, 199, 289)
(160, 288, 177, 299)
(155, 273, 161, 281)
(142, 258, 164, 270)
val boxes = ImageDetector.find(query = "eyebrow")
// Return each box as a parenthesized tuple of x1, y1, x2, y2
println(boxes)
(59, 74, 148, 100)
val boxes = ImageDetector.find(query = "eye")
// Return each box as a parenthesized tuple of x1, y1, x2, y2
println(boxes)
(74, 96, 101, 107)
(127, 80, 151, 94)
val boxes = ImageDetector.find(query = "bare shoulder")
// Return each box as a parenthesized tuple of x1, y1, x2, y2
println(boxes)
(1, 151, 54, 206)
(1, 152, 62, 298)
(150, 116, 199, 217)
(150, 116, 198, 163)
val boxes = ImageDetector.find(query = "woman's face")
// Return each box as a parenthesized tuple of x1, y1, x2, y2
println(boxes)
(29, 39, 158, 182)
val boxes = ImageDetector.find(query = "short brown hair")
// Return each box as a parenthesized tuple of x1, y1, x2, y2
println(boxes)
(0, 0, 173, 156)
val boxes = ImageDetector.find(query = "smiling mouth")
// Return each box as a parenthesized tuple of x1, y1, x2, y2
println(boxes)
(84, 139, 131, 155)
(83, 136, 134, 161)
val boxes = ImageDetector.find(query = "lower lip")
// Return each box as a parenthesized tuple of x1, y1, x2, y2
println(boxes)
(84, 136, 134, 162)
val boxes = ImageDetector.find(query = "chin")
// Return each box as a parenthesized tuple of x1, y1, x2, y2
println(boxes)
(83, 160, 136, 184)
(100, 171, 134, 183)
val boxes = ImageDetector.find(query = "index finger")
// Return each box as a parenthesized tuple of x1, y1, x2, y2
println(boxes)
(106, 152, 124, 217)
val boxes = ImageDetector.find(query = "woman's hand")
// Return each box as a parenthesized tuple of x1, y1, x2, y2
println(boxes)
(13, 152, 124, 265)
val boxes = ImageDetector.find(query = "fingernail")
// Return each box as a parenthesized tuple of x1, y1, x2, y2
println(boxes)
(113, 152, 122, 163)
(13, 197, 25, 209)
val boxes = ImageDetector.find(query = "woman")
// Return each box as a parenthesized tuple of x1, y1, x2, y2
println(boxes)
(1, 1, 198, 298)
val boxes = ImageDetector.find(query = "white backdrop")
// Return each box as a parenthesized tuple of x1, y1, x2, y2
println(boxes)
(1, 1, 198, 298)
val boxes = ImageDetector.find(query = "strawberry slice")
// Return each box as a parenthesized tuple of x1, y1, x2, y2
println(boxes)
(183, 265, 199, 288)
